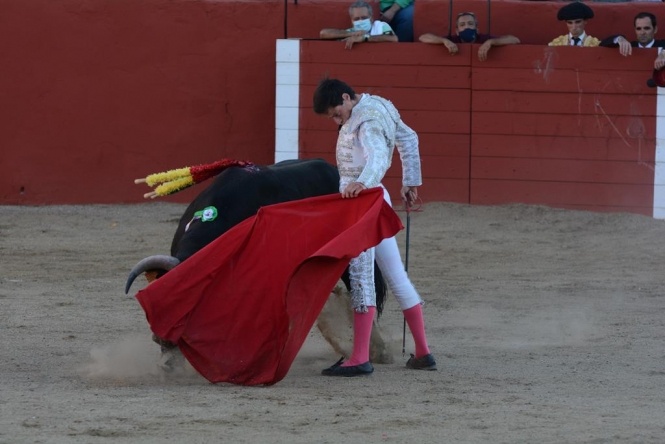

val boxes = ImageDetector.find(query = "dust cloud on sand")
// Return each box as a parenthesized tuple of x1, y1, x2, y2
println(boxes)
(81, 334, 201, 383)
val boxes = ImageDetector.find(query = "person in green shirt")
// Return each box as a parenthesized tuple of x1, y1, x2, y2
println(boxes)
(378, 0, 414, 42)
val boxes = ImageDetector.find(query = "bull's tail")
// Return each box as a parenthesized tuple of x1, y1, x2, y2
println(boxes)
(374, 264, 388, 316)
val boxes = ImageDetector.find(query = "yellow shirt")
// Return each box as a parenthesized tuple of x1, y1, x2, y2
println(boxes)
(548, 35, 600, 47)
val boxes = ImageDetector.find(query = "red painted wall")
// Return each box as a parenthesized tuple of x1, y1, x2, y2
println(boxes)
(299, 42, 657, 215)
(0, 0, 283, 204)
(299, 41, 472, 204)
(1, 0, 662, 211)
(470, 46, 656, 214)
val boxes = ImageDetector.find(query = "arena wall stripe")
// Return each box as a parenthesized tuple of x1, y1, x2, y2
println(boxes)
(654, 88, 665, 218)
(275, 39, 301, 163)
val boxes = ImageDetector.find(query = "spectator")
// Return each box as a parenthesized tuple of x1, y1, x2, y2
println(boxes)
(418, 12, 520, 61)
(378, 0, 415, 42)
(320, 1, 397, 50)
(600, 12, 665, 70)
(549, 2, 600, 47)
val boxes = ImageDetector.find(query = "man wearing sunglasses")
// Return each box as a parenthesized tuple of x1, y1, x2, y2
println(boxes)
(418, 12, 520, 61)
(548, 2, 600, 47)
(600, 12, 665, 70)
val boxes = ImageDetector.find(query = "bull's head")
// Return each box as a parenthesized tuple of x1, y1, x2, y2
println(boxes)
(125, 255, 181, 294)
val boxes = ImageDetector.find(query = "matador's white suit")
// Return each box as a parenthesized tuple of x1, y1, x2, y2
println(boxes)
(336, 93, 423, 312)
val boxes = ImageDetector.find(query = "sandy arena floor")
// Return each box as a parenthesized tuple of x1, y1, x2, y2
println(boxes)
(1, 201, 664, 443)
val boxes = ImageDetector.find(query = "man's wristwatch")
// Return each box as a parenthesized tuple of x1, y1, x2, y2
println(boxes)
(364, 34, 370, 42)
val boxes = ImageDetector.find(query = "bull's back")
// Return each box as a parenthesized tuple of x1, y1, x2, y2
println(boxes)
(172, 158, 339, 261)
(267, 158, 339, 197)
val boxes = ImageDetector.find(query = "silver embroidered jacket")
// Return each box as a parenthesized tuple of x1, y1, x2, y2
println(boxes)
(336, 93, 422, 311)
(336, 93, 422, 191)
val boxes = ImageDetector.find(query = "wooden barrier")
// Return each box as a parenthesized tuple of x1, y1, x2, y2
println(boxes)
(1, 0, 664, 216)
(293, 40, 659, 215)
(0, 0, 284, 204)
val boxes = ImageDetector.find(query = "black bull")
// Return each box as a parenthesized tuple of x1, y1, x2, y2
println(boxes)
(125, 158, 387, 311)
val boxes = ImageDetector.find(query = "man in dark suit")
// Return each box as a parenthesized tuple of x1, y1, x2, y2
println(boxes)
(600, 12, 665, 70)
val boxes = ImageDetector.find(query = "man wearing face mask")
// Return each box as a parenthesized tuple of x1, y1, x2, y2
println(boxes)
(320, 1, 398, 50)
(548, 2, 599, 47)
(418, 12, 520, 61)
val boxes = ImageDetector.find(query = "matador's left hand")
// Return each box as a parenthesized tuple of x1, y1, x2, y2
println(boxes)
(401, 186, 418, 207)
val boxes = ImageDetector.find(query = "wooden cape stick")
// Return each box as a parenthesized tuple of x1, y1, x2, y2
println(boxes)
(402, 204, 411, 357)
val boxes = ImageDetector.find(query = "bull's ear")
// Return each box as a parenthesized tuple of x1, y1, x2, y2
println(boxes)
(144, 270, 161, 284)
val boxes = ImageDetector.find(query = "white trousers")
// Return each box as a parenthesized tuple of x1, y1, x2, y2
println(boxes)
(376, 188, 422, 310)
(348, 187, 423, 312)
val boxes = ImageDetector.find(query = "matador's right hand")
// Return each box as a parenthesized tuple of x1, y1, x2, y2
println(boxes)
(342, 182, 366, 198)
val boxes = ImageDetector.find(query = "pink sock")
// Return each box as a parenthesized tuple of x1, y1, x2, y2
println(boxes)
(342, 306, 376, 367)
(403, 304, 431, 358)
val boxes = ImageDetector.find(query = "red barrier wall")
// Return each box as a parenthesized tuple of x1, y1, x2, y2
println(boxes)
(298, 41, 473, 204)
(298, 41, 657, 215)
(1, 0, 663, 210)
(0, 0, 283, 204)
(469, 46, 656, 214)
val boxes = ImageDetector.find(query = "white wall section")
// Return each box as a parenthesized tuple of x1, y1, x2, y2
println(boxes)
(654, 86, 665, 218)
(275, 39, 301, 163)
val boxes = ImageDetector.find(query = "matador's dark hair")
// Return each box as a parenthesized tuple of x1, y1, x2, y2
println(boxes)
(312, 78, 357, 114)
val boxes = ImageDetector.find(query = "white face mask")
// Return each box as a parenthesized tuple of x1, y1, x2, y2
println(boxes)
(353, 18, 372, 32)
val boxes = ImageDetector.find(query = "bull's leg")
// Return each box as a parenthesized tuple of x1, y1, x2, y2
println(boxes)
(142, 273, 186, 372)
(151, 334, 177, 352)
(370, 320, 393, 364)
(316, 282, 394, 364)
(151, 334, 185, 372)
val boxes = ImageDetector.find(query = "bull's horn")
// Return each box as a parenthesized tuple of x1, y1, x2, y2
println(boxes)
(125, 255, 180, 295)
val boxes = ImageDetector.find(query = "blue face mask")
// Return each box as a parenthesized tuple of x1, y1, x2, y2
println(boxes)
(353, 19, 372, 32)
(459, 28, 478, 43)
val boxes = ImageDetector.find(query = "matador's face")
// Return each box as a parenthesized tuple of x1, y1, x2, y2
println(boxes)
(327, 93, 355, 126)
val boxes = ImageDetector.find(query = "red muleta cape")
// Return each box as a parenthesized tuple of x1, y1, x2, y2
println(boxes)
(135, 188, 403, 385)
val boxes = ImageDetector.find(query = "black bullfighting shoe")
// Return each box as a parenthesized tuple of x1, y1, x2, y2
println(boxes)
(405, 353, 437, 371)
(321, 357, 374, 377)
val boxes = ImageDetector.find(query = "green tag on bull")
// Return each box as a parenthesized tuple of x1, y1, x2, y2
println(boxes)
(194, 206, 218, 222)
